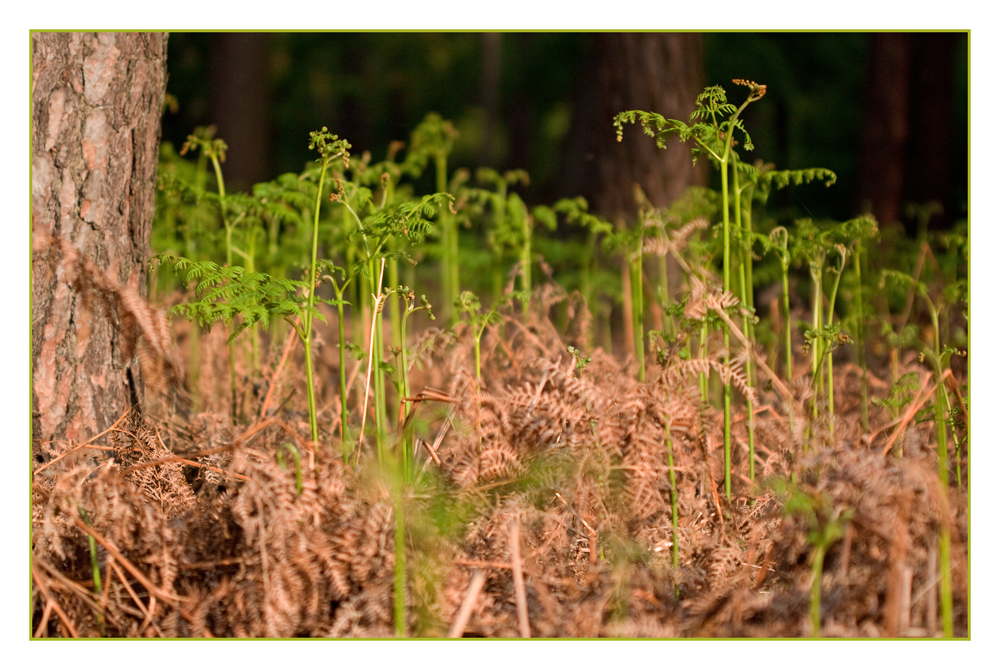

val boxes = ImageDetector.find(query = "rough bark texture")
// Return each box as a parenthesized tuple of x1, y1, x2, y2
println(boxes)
(559, 33, 707, 221)
(31, 32, 169, 449)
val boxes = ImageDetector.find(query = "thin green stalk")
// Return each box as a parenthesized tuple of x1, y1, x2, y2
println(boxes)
(711, 82, 765, 500)
(208, 151, 231, 266)
(302, 127, 350, 444)
(825, 246, 847, 438)
(435, 153, 458, 324)
(277, 443, 303, 495)
(734, 163, 756, 482)
(924, 295, 954, 639)
(808, 262, 824, 438)
(631, 243, 645, 382)
(389, 250, 401, 356)
(337, 294, 350, 454)
(521, 209, 533, 297)
(398, 310, 413, 483)
(302, 156, 332, 445)
(783, 266, 792, 384)
(325, 274, 353, 454)
(474, 324, 483, 381)
(945, 390, 961, 489)
(397, 291, 432, 483)
(770, 227, 793, 388)
(699, 322, 709, 402)
(206, 148, 242, 416)
(394, 477, 407, 638)
(852, 247, 870, 431)
(721, 148, 732, 500)
(78, 507, 105, 636)
(665, 420, 680, 588)
(372, 260, 388, 464)
(810, 543, 827, 637)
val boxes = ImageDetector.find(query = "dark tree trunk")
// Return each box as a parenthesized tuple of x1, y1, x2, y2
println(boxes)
(480, 32, 503, 167)
(857, 33, 912, 228)
(559, 33, 707, 221)
(208, 33, 272, 192)
(31, 32, 169, 449)
(858, 33, 968, 234)
(905, 33, 964, 230)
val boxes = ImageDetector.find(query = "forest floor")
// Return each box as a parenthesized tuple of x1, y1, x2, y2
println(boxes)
(30, 287, 969, 639)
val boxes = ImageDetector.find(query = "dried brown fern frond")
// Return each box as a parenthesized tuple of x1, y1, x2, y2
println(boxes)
(32, 232, 182, 395)
(642, 217, 709, 260)
(112, 409, 195, 515)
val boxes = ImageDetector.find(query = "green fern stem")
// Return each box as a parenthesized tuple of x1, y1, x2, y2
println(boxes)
(435, 153, 458, 324)
(397, 299, 413, 483)
(368, 259, 389, 466)
(926, 294, 953, 638)
(771, 227, 793, 388)
(810, 262, 824, 431)
(474, 323, 484, 382)
(207, 150, 241, 416)
(78, 507, 105, 636)
(733, 162, 756, 483)
(521, 209, 533, 299)
(393, 477, 408, 638)
(810, 542, 827, 637)
(935, 380, 954, 639)
(852, 248, 870, 432)
(665, 418, 681, 581)
(946, 390, 961, 489)
(631, 240, 645, 383)
(712, 88, 761, 500)
(720, 145, 732, 500)
(782, 263, 793, 432)
(825, 247, 847, 439)
(208, 151, 231, 266)
(302, 153, 334, 445)
(327, 276, 351, 453)
(699, 322, 709, 402)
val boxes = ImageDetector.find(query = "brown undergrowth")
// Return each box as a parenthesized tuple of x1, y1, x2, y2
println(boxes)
(31, 279, 968, 638)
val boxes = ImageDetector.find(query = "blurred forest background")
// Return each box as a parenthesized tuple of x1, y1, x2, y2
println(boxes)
(161, 32, 968, 233)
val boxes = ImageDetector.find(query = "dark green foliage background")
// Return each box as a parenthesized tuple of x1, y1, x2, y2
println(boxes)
(161, 32, 968, 223)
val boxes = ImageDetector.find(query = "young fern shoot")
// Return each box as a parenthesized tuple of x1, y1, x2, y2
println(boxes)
(615, 79, 766, 499)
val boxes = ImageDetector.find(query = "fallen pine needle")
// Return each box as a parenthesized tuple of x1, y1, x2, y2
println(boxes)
(448, 569, 487, 638)
(510, 518, 531, 638)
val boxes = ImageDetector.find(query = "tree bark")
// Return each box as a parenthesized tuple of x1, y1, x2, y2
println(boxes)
(559, 33, 707, 221)
(31, 32, 169, 450)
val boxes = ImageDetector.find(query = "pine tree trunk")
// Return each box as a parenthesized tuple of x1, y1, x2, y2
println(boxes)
(31, 32, 169, 451)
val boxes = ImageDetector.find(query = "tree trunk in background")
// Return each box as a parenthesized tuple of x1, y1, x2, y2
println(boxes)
(31, 32, 169, 450)
(480, 32, 502, 167)
(208, 33, 272, 192)
(559, 33, 707, 221)
(857, 33, 911, 228)
(905, 33, 963, 230)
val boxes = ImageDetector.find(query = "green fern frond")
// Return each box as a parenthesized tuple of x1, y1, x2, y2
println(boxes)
(759, 168, 837, 195)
